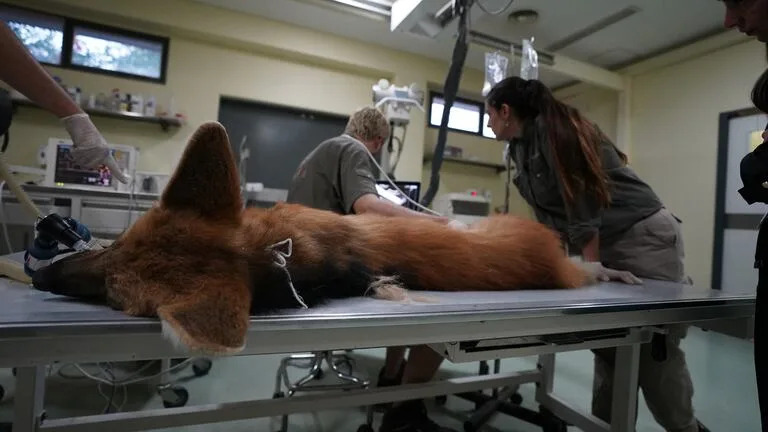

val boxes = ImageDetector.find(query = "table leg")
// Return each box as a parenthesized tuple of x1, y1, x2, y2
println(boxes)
(611, 343, 640, 432)
(13, 366, 46, 432)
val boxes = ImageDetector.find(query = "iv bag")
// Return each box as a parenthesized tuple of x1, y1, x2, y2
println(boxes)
(520, 38, 539, 80)
(482, 51, 509, 96)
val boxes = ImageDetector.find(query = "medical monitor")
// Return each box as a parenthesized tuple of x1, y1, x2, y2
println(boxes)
(375, 180, 421, 211)
(43, 138, 138, 192)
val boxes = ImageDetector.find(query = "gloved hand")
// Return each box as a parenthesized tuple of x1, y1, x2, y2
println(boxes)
(61, 113, 129, 184)
(581, 261, 642, 285)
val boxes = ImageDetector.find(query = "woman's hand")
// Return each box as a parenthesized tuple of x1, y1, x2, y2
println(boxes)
(581, 262, 643, 285)
(62, 114, 129, 183)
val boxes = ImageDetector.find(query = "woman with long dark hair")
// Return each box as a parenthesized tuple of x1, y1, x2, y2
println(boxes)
(485, 76, 708, 432)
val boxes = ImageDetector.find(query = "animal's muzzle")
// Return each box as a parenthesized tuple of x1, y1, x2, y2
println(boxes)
(31, 249, 108, 300)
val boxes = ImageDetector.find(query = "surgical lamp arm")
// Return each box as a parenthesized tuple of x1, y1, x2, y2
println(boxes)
(374, 96, 425, 112)
(421, 0, 471, 207)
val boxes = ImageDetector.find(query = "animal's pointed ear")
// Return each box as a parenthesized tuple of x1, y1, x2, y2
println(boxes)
(161, 122, 242, 221)
(157, 281, 250, 355)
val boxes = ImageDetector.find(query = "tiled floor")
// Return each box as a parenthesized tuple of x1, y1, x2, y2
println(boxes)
(0, 326, 759, 431)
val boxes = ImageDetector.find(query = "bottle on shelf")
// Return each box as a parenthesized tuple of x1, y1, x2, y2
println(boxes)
(144, 95, 156, 117)
(120, 93, 130, 112)
(111, 89, 121, 112)
(131, 94, 144, 114)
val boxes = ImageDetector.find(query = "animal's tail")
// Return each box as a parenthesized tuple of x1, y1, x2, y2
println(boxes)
(468, 215, 592, 290)
(554, 256, 592, 289)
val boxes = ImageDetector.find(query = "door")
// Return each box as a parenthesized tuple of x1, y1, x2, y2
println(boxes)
(712, 107, 768, 294)
(217, 98, 349, 202)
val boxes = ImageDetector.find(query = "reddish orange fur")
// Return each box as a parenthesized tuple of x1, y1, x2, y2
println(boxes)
(241, 204, 588, 293)
(33, 122, 590, 355)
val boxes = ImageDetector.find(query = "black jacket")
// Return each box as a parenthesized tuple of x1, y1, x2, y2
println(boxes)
(739, 140, 768, 206)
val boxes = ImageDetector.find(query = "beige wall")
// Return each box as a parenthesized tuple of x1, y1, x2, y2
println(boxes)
(550, 37, 766, 289)
(1, 0, 488, 184)
(6, 38, 378, 174)
(1, 0, 537, 218)
(629, 39, 766, 289)
(555, 83, 619, 144)
(420, 127, 532, 217)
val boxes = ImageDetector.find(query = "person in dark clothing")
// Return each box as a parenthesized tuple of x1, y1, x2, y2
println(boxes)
(721, 0, 768, 429)
(485, 76, 708, 432)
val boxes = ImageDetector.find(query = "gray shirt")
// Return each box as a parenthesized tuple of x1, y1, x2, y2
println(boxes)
(286, 135, 379, 215)
(510, 117, 663, 251)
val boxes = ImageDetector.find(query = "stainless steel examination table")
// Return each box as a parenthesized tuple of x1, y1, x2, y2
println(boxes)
(0, 272, 755, 432)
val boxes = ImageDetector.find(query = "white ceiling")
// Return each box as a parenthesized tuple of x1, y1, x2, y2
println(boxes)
(189, 0, 729, 89)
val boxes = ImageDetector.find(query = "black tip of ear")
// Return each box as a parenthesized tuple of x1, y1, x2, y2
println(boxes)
(191, 122, 228, 143)
(162, 122, 242, 220)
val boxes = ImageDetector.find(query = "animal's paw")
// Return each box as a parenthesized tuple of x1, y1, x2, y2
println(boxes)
(365, 276, 437, 303)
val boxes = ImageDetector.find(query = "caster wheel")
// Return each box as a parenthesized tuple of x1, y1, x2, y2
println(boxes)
(192, 358, 212, 376)
(160, 386, 189, 408)
(314, 369, 324, 380)
(510, 393, 523, 405)
(0, 384, 4, 402)
(540, 407, 567, 432)
(542, 422, 567, 432)
(435, 395, 448, 406)
(356, 424, 374, 432)
(273, 391, 285, 399)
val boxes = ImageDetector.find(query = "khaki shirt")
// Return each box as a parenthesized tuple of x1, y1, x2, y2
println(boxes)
(286, 134, 379, 215)
(510, 117, 664, 250)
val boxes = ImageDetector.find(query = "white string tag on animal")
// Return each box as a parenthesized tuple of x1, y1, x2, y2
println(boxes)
(267, 238, 308, 309)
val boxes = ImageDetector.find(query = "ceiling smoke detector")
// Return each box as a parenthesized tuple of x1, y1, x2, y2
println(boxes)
(508, 9, 538, 24)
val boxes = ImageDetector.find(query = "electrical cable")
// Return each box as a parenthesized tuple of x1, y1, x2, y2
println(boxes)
(504, 144, 513, 214)
(125, 169, 137, 231)
(99, 363, 117, 414)
(475, 0, 514, 15)
(0, 152, 41, 219)
(349, 134, 443, 216)
(72, 358, 193, 387)
(387, 126, 407, 177)
(55, 359, 193, 414)
(0, 181, 12, 253)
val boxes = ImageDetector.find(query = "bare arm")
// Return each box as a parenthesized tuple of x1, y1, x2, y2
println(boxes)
(0, 22, 128, 182)
(353, 193, 450, 224)
(0, 21, 82, 118)
(581, 234, 600, 262)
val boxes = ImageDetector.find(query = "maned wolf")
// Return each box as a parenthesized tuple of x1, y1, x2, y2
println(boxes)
(32, 122, 590, 355)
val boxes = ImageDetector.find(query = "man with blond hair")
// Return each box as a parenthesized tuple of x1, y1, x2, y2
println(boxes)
(287, 106, 458, 432)
(288, 106, 447, 220)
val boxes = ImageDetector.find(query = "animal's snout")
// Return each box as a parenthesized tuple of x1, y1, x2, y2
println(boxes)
(29, 249, 108, 300)
(31, 265, 56, 293)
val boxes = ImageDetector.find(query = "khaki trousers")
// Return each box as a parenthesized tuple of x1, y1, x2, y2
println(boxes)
(592, 208, 699, 432)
